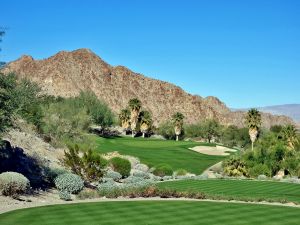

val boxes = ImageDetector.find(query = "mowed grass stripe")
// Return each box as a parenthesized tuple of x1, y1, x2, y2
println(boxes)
(1, 201, 300, 225)
(158, 179, 300, 203)
(93, 136, 226, 174)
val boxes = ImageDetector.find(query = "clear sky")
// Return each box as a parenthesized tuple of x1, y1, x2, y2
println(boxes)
(1, 0, 299, 108)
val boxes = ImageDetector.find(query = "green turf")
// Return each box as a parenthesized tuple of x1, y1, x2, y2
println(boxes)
(93, 136, 226, 174)
(158, 179, 300, 203)
(1, 201, 300, 225)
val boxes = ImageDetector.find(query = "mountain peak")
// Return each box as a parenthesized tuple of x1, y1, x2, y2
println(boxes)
(1, 49, 294, 127)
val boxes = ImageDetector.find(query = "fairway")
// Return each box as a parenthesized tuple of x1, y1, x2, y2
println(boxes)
(94, 136, 226, 174)
(158, 179, 300, 203)
(1, 201, 300, 225)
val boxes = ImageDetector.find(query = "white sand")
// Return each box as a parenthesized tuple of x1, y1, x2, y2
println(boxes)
(189, 145, 237, 156)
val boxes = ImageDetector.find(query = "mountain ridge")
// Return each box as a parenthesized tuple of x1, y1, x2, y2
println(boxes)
(1, 48, 294, 128)
(233, 104, 300, 122)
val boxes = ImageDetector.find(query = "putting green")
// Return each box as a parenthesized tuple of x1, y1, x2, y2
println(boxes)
(94, 136, 227, 174)
(158, 179, 300, 203)
(0, 201, 299, 225)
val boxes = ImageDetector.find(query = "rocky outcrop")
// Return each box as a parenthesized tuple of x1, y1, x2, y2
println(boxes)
(1, 49, 294, 128)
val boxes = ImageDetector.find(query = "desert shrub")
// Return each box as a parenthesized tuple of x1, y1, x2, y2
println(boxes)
(54, 173, 84, 194)
(223, 156, 248, 177)
(132, 171, 151, 179)
(249, 164, 272, 177)
(184, 123, 203, 138)
(98, 178, 155, 198)
(257, 174, 268, 180)
(157, 121, 176, 140)
(153, 164, 173, 177)
(110, 157, 131, 178)
(0, 74, 43, 133)
(193, 173, 208, 180)
(76, 91, 115, 128)
(45, 167, 69, 184)
(123, 176, 145, 184)
(59, 190, 72, 201)
(41, 100, 92, 146)
(97, 181, 120, 198)
(105, 170, 122, 181)
(77, 189, 99, 200)
(162, 176, 173, 181)
(175, 169, 188, 176)
(63, 145, 107, 182)
(134, 164, 149, 172)
(0, 172, 30, 198)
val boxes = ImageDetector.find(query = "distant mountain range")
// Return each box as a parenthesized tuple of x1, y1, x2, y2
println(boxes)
(233, 104, 300, 122)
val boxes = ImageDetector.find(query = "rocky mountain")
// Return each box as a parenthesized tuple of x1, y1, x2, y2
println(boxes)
(1, 48, 294, 128)
(255, 105, 300, 122)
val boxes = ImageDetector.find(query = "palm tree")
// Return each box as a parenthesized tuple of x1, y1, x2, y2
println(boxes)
(245, 108, 262, 150)
(172, 112, 184, 141)
(118, 109, 131, 133)
(140, 110, 152, 138)
(128, 98, 142, 137)
(281, 124, 299, 149)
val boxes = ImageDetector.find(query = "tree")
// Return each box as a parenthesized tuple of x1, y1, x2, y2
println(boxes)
(77, 91, 115, 129)
(118, 109, 131, 132)
(0, 73, 16, 134)
(140, 110, 152, 138)
(0, 29, 5, 68)
(128, 98, 142, 137)
(281, 124, 299, 150)
(202, 119, 221, 143)
(245, 108, 262, 150)
(172, 112, 184, 141)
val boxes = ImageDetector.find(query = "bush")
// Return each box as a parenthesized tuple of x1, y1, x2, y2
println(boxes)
(134, 164, 149, 172)
(0, 172, 30, 198)
(54, 173, 84, 194)
(257, 174, 268, 180)
(193, 173, 209, 180)
(97, 181, 120, 198)
(132, 171, 151, 179)
(175, 169, 188, 176)
(45, 167, 69, 184)
(153, 164, 173, 177)
(249, 164, 272, 178)
(110, 157, 131, 178)
(63, 145, 107, 182)
(105, 170, 122, 182)
(157, 121, 176, 140)
(162, 176, 173, 181)
(97, 178, 155, 198)
(123, 176, 145, 184)
(223, 156, 248, 177)
(41, 100, 92, 146)
(77, 189, 99, 200)
(59, 190, 72, 201)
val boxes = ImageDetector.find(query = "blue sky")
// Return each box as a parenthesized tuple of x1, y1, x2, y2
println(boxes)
(1, 0, 299, 108)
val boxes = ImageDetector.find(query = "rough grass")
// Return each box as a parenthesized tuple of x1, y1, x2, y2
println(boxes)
(1, 201, 300, 225)
(93, 136, 225, 174)
(158, 179, 300, 204)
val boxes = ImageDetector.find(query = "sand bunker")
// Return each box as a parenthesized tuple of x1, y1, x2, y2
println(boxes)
(189, 145, 237, 156)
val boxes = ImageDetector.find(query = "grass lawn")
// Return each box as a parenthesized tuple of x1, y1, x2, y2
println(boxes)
(158, 179, 300, 203)
(93, 136, 226, 174)
(1, 201, 300, 225)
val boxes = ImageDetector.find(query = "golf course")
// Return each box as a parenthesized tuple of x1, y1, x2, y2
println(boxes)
(158, 179, 300, 203)
(1, 201, 300, 225)
(94, 136, 226, 174)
